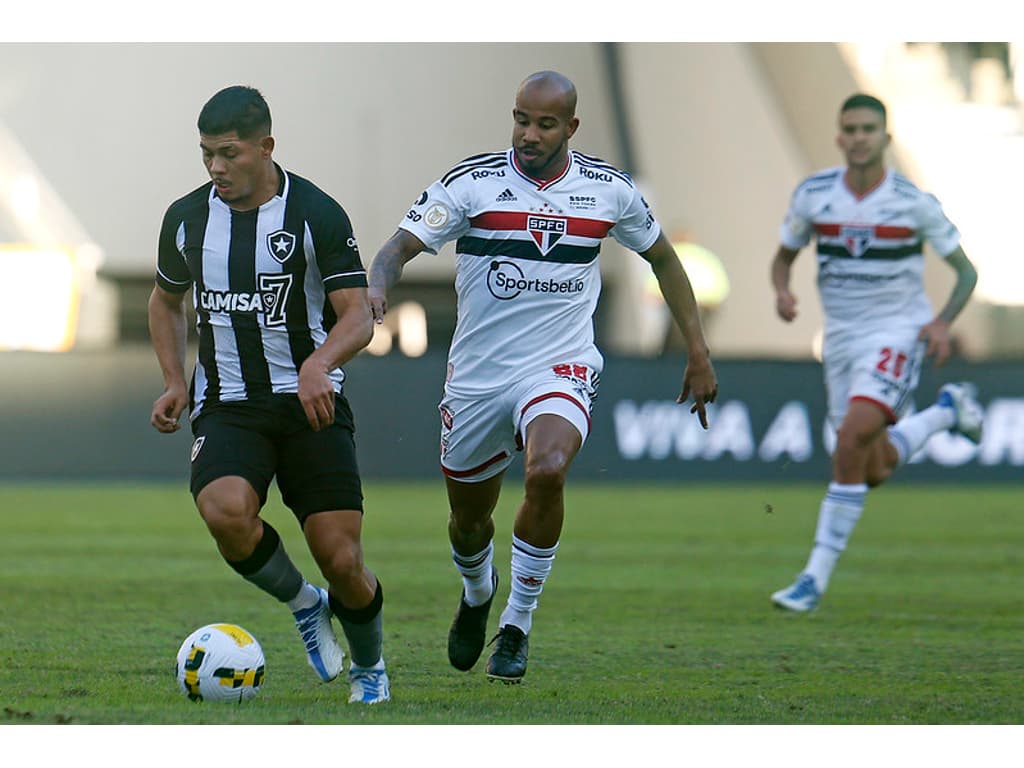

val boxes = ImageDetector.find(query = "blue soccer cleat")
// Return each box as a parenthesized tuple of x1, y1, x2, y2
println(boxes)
(292, 586, 345, 682)
(937, 382, 983, 444)
(348, 659, 391, 704)
(771, 573, 821, 612)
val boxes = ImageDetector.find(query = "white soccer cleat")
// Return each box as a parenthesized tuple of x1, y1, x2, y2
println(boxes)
(937, 382, 983, 444)
(771, 573, 821, 612)
(348, 658, 390, 704)
(292, 586, 345, 682)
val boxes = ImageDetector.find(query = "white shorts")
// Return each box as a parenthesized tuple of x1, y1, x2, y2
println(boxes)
(823, 329, 925, 429)
(438, 362, 599, 482)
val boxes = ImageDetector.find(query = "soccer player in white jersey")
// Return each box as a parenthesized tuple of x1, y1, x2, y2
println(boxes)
(368, 71, 718, 682)
(769, 93, 983, 613)
(149, 86, 389, 703)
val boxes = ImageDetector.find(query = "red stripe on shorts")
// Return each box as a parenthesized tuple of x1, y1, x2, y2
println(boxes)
(442, 450, 510, 479)
(850, 395, 898, 425)
(520, 391, 591, 431)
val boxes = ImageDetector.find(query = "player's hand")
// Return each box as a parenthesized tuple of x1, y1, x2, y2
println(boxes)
(776, 290, 798, 322)
(677, 356, 718, 430)
(368, 289, 388, 325)
(919, 318, 953, 366)
(298, 359, 336, 431)
(151, 387, 187, 434)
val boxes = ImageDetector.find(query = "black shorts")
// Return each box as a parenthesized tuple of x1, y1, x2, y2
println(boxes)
(189, 393, 363, 523)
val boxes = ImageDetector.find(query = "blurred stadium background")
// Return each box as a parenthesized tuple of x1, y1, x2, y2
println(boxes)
(1, 41, 1021, 483)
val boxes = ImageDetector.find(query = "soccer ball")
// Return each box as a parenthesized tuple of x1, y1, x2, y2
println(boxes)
(175, 623, 266, 702)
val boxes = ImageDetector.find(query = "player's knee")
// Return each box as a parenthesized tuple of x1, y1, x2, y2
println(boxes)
(834, 423, 874, 458)
(524, 454, 569, 497)
(449, 510, 493, 540)
(317, 539, 364, 583)
(865, 469, 890, 488)
(197, 487, 259, 540)
(865, 444, 896, 487)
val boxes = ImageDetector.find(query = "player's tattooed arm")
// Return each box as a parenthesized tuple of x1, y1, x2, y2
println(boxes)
(368, 229, 428, 323)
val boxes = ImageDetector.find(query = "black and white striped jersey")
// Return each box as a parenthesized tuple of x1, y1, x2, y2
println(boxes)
(156, 165, 367, 420)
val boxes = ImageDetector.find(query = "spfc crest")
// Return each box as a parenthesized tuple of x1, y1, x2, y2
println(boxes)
(527, 214, 567, 256)
(267, 230, 297, 263)
(840, 225, 873, 258)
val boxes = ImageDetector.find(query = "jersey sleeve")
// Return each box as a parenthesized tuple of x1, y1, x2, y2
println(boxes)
(397, 178, 472, 254)
(311, 200, 368, 292)
(608, 184, 661, 253)
(779, 184, 814, 250)
(915, 192, 961, 258)
(155, 207, 192, 293)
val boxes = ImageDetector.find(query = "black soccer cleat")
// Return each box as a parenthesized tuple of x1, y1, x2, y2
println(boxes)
(447, 567, 498, 671)
(485, 624, 529, 684)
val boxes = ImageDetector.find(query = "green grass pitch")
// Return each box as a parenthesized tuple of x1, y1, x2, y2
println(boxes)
(0, 481, 1019, 731)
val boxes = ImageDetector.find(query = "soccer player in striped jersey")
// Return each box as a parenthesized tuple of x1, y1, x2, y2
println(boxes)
(368, 71, 718, 682)
(769, 93, 983, 613)
(148, 86, 389, 703)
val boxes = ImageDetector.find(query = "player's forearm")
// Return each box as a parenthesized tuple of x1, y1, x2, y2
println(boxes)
(937, 249, 978, 325)
(148, 290, 189, 390)
(672, 302, 712, 360)
(937, 280, 976, 325)
(655, 267, 711, 358)
(307, 299, 374, 372)
(771, 248, 797, 294)
(369, 235, 416, 295)
(644, 235, 711, 357)
(369, 251, 403, 294)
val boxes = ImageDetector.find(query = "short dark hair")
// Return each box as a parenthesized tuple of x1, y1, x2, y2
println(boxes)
(840, 93, 886, 125)
(198, 85, 271, 139)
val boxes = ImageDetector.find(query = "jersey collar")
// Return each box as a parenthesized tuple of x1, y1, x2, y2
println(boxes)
(843, 167, 888, 201)
(509, 148, 573, 190)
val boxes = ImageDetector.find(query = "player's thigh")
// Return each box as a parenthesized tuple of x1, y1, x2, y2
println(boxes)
(276, 394, 363, 525)
(445, 471, 506, 529)
(824, 331, 922, 426)
(439, 390, 517, 482)
(189, 406, 276, 508)
(836, 398, 891, 448)
(848, 333, 924, 424)
(513, 364, 597, 450)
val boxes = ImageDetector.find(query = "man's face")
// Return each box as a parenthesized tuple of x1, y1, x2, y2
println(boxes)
(836, 107, 889, 169)
(511, 84, 579, 178)
(200, 130, 273, 210)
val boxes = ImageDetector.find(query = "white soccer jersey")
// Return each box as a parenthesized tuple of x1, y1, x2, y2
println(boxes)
(399, 148, 661, 395)
(780, 166, 961, 341)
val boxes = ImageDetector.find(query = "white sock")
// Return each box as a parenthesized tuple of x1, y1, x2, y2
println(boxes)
(804, 482, 867, 592)
(499, 535, 558, 635)
(888, 404, 956, 465)
(286, 580, 320, 613)
(452, 541, 495, 607)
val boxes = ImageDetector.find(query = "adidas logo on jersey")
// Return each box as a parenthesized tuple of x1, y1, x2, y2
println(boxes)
(496, 188, 517, 202)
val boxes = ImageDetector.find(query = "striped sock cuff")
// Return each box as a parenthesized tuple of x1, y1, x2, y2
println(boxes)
(512, 534, 558, 560)
(826, 482, 867, 507)
(887, 426, 912, 466)
(452, 541, 494, 570)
